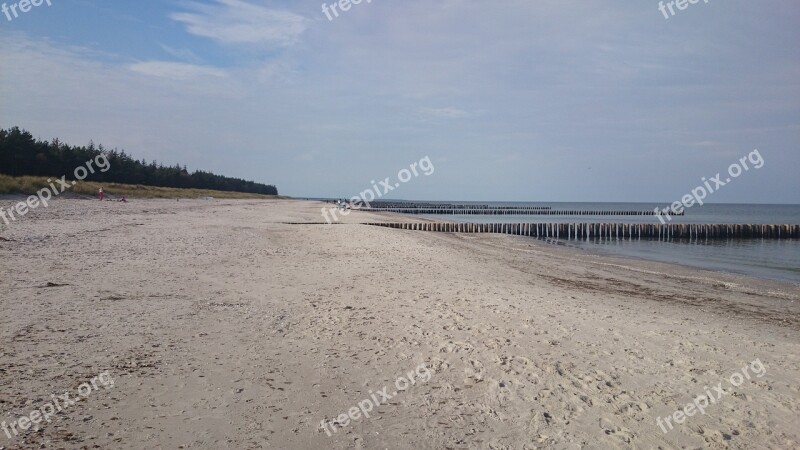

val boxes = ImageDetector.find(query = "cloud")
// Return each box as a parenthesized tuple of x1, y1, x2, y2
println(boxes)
(169, 0, 308, 46)
(297, 150, 320, 162)
(129, 61, 228, 80)
(159, 44, 203, 64)
(421, 107, 469, 119)
(257, 60, 298, 84)
(689, 140, 723, 148)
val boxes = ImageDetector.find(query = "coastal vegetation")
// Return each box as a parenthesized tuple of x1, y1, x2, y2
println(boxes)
(0, 174, 277, 199)
(0, 127, 278, 196)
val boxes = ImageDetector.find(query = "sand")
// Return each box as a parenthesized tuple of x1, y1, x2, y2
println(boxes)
(1, 198, 798, 449)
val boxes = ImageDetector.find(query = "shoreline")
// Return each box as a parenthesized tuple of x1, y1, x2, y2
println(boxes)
(1, 198, 798, 449)
(562, 237, 800, 286)
(351, 208, 800, 286)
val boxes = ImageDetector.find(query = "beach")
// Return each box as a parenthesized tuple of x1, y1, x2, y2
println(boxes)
(1, 198, 798, 449)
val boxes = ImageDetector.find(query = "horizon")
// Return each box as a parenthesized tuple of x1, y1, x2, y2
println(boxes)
(307, 198, 800, 206)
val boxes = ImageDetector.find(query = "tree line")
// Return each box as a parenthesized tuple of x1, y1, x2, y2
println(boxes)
(0, 127, 278, 195)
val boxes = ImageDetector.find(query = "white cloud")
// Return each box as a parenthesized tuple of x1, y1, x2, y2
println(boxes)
(297, 150, 320, 162)
(257, 60, 298, 84)
(129, 61, 228, 81)
(169, 0, 308, 46)
(159, 44, 203, 64)
(421, 107, 469, 119)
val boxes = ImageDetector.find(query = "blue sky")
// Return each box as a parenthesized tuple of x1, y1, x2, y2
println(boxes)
(1, 0, 798, 202)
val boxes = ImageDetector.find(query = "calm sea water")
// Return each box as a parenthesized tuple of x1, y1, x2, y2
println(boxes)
(412, 202, 800, 285)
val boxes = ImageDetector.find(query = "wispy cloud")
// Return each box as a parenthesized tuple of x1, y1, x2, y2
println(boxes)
(421, 107, 470, 119)
(169, 0, 308, 47)
(297, 150, 320, 162)
(159, 44, 203, 64)
(129, 61, 227, 80)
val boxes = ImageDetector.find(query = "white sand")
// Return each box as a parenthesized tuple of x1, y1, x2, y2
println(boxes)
(1, 198, 798, 449)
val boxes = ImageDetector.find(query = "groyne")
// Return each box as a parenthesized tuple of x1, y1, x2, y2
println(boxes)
(353, 202, 551, 210)
(360, 208, 683, 216)
(366, 222, 800, 240)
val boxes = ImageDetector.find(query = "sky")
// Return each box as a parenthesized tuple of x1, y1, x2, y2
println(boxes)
(1, 0, 798, 203)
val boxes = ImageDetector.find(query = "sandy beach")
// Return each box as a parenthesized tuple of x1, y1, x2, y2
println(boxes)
(1, 198, 798, 449)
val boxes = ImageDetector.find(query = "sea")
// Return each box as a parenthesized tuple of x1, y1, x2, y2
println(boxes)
(405, 202, 800, 285)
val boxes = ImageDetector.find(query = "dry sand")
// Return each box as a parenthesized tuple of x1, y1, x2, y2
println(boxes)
(1, 198, 798, 449)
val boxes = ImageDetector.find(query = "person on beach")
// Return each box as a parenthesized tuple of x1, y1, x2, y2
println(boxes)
(99, 187, 104, 201)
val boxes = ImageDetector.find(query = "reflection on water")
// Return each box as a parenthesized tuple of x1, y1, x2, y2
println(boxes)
(559, 237, 800, 284)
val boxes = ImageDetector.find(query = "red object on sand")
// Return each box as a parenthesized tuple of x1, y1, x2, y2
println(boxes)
(99, 189, 104, 201)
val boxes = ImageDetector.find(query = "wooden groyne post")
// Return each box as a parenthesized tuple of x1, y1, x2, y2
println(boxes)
(359, 208, 683, 216)
(365, 223, 800, 240)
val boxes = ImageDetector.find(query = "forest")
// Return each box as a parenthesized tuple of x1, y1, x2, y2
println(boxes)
(0, 127, 278, 195)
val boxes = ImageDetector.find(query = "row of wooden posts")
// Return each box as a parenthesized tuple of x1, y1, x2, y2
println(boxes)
(362, 204, 551, 211)
(367, 222, 800, 240)
(359, 208, 683, 216)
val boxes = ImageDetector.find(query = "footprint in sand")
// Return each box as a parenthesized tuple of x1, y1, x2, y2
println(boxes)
(429, 357, 451, 372)
(529, 409, 554, 430)
(439, 341, 474, 354)
(599, 417, 636, 444)
(499, 355, 534, 377)
(464, 359, 485, 384)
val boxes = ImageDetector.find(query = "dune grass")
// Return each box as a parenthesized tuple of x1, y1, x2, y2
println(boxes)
(0, 174, 283, 199)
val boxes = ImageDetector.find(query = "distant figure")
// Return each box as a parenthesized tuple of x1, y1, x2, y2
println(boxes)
(99, 187, 104, 201)
(118, 196, 127, 203)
